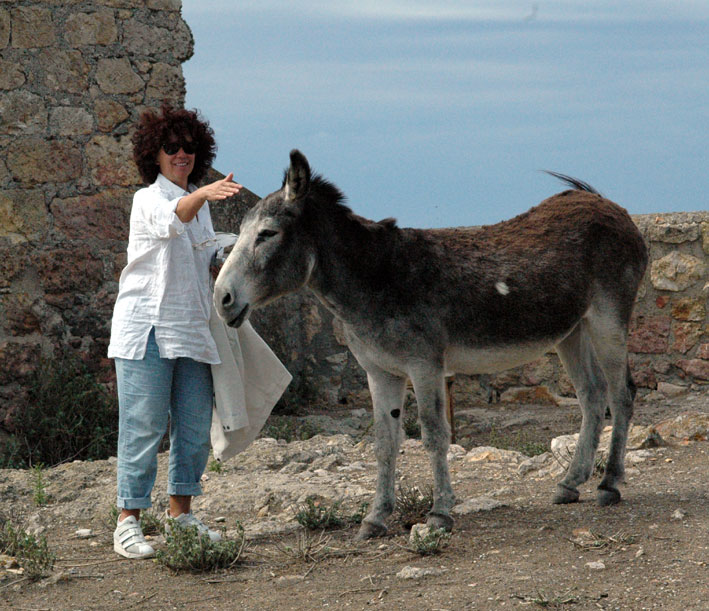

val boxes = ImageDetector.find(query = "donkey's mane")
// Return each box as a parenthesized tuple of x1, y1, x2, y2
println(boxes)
(306, 173, 400, 234)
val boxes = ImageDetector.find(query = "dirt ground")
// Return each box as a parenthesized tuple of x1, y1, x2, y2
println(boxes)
(1, 391, 708, 611)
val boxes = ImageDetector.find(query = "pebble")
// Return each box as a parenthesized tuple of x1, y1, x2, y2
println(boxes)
(586, 561, 606, 570)
(75, 529, 93, 539)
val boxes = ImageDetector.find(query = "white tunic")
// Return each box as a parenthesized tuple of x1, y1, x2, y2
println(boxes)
(107, 173, 220, 364)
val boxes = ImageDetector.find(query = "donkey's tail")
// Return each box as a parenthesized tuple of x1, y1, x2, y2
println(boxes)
(544, 171, 602, 196)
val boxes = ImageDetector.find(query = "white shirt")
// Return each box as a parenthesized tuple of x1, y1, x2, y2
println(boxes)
(107, 173, 221, 364)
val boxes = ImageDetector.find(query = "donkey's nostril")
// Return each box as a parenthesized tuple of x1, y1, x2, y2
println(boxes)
(221, 291, 233, 307)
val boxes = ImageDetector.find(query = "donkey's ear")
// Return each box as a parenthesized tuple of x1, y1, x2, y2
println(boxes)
(284, 149, 310, 201)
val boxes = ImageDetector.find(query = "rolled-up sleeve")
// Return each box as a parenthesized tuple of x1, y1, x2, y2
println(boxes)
(134, 189, 185, 239)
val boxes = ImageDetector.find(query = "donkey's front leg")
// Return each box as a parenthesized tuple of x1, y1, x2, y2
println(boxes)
(410, 369, 456, 532)
(356, 368, 407, 540)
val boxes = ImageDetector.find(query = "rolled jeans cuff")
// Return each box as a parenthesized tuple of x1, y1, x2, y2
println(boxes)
(117, 496, 153, 510)
(168, 481, 204, 497)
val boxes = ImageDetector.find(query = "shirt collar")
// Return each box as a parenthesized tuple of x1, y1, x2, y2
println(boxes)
(155, 173, 195, 197)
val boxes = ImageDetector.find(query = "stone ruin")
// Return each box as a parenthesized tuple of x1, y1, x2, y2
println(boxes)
(0, 1, 708, 435)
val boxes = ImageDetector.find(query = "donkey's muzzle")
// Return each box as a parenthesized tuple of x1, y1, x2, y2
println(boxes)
(213, 284, 249, 328)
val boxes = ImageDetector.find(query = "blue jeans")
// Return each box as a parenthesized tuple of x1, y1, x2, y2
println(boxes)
(115, 329, 213, 509)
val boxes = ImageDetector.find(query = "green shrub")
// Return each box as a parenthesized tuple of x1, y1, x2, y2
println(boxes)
(0, 353, 118, 468)
(156, 521, 245, 572)
(487, 426, 548, 457)
(31, 463, 49, 506)
(0, 521, 55, 580)
(261, 416, 322, 442)
(409, 526, 451, 556)
(396, 481, 434, 528)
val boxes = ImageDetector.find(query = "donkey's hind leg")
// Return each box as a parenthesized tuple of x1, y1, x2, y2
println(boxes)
(410, 369, 456, 532)
(586, 310, 636, 506)
(553, 322, 608, 504)
(356, 368, 407, 540)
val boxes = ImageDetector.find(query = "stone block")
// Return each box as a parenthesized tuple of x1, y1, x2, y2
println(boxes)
(123, 17, 193, 61)
(671, 297, 706, 322)
(51, 189, 132, 240)
(146, 62, 185, 102)
(0, 90, 47, 135)
(38, 48, 89, 93)
(628, 315, 670, 354)
(11, 6, 55, 48)
(1, 292, 41, 336)
(0, 340, 41, 386)
(650, 251, 705, 291)
(7, 138, 82, 185)
(0, 188, 48, 242)
(647, 222, 701, 244)
(702, 222, 709, 255)
(94, 99, 129, 132)
(671, 322, 702, 354)
(0, 59, 24, 89)
(35, 249, 104, 295)
(64, 10, 117, 46)
(697, 343, 709, 360)
(95, 58, 144, 94)
(49, 107, 94, 137)
(85, 135, 141, 187)
(0, 8, 9, 48)
(147, 0, 182, 10)
(676, 359, 709, 381)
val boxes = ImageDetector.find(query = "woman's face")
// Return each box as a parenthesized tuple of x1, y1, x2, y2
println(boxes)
(157, 132, 196, 190)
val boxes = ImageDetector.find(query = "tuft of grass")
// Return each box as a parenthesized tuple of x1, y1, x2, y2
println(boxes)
(261, 416, 322, 443)
(487, 425, 548, 457)
(207, 458, 223, 473)
(156, 520, 245, 573)
(31, 463, 49, 507)
(409, 526, 451, 556)
(396, 481, 433, 529)
(294, 497, 368, 530)
(567, 529, 637, 552)
(0, 352, 118, 468)
(512, 589, 580, 607)
(295, 497, 345, 530)
(276, 530, 333, 563)
(0, 521, 55, 580)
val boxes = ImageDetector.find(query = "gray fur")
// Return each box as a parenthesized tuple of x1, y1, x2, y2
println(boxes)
(214, 150, 648, 538)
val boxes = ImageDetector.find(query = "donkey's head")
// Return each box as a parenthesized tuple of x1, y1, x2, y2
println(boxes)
(214, 150, 317, 327)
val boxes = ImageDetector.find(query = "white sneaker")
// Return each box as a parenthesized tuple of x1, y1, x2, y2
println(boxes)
(113, 515, 155, 559)
(165, 512, 222, 542)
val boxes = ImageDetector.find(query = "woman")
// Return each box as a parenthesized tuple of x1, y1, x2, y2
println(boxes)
(108, 105, 242, 559)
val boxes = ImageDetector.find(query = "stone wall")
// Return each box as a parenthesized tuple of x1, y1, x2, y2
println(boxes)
(1, 1, 707, 433)
(0, 0, 210, 427)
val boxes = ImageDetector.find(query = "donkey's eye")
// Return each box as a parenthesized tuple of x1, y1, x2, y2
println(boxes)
(255, 229, 277, 245)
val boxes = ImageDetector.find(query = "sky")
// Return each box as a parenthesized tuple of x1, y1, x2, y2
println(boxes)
(182, 1, 708, 229)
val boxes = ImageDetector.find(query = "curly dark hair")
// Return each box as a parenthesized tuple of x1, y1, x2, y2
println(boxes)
(131, 104, 216, 185)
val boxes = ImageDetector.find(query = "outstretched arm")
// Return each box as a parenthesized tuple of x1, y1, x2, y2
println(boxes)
(176, 172, 242, 223)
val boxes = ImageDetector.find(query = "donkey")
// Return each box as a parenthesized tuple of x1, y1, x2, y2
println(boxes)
(214, 150, 648, 539)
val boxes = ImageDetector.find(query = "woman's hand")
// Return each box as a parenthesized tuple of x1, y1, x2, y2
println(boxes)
(176, 173, 243, 223)
(195, 173, 243, 202)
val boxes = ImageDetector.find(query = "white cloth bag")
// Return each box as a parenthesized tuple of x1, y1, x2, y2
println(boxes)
(208, 240, 292, 460)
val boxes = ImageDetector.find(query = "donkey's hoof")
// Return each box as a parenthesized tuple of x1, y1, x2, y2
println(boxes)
(597, 486, 621, 506)
(355, 520, 387, 540)
(553, 484, 580, 504)
(426, 512, 454, 532)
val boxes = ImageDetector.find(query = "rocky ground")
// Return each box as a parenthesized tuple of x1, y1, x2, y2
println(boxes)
(1, 390, 708, 610)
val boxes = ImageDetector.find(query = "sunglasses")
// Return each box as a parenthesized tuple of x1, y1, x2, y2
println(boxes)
(162, 140, 195, 155)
